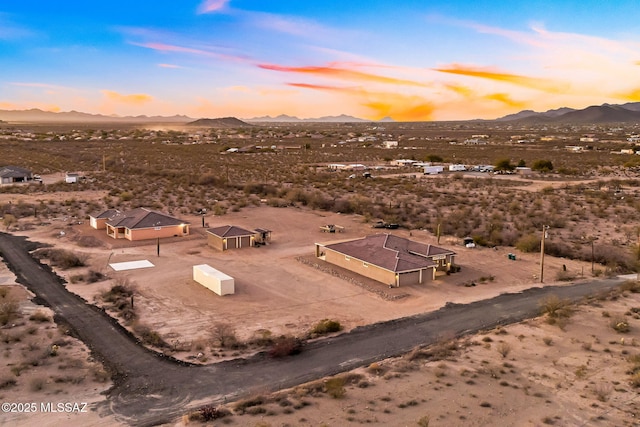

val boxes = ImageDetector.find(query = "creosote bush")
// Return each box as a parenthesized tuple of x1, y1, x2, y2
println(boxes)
(325, 376, 347, 399)
(310, 319, 342, 337)
(0, 298, 19, 325)
(539, 295, 574, 326)
(33, 248, 87, 269)
(269, 335, 302, 358)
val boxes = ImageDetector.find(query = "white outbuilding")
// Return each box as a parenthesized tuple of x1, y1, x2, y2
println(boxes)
(193, 264, 235, 296)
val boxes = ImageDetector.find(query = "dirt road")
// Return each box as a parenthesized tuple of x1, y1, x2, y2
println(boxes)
(0, 232, 626, 426)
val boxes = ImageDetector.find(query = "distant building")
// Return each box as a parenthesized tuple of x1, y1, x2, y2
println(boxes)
(0, 165, 32, 184)
(65, 172, 80, 183)
(382, 140, 398, 149)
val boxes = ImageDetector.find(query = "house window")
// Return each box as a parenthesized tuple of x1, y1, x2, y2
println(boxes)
(345, 256, 351, 261)
(154, 226, 161, 230)
(125, 228, 130, 235)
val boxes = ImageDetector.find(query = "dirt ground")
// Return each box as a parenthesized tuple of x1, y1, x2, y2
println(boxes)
(11, 204, 598, 357)
(0, 195, 636, 426)
(0, 262, 118, 427)
(197, 289, 640, 427)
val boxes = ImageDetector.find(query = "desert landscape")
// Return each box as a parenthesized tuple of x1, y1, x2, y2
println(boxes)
(2, 118, 640, 426)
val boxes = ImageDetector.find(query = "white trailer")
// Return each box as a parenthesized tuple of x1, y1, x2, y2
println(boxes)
(448, 164, 466, 172)
(424, 165, 444, 175)
(193, 264, 234, 296)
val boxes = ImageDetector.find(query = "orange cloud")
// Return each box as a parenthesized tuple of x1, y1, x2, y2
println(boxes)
(614, 88, 640, 101)
(287, 82, 434, 121)
(444, 83, 474, 98)
(197, 0, 229, 14)
(101, 90, 153, 104)
(435, 64, 567, 93)
(259, 63, 427, 87)
(483, 93, 526, 108)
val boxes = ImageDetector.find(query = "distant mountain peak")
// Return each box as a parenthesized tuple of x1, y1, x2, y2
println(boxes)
(245, 113, 370, 123)
(186, 117, 251, 127)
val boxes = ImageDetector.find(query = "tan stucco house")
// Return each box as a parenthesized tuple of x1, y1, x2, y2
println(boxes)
(315, 234, 456, 287)
(90, 208, 189, 241)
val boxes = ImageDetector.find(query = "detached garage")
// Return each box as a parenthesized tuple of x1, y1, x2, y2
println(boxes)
(193, 264, 235, 296)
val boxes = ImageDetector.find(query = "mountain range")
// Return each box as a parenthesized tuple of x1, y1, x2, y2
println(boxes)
(2, 102, 640, 124)
(0, 108, 193, 123)
(0, 109, 376, 124)
(496, 102, 640, 123)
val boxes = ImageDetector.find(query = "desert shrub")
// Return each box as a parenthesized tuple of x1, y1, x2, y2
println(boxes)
(86, 270, 106, 283)
(248, 329, 274, 347)
(620, 281, 640, 293)
(29, 310, 51, 323)
(0, 299, 19, 325)
(593, 383, 612, 402)
(34, 248, 87, 269)
(101, 281, 136, 323)
(196, 405, 229, 421)
(325, 376, 347, 398)
(515, 234, 540, 253)
(133, 323, 168, 348)
(269, 335, 302, 358)
(29, 377, 46, 392)
(234, 395, 266, 414)
(310, 319, 342, 336)
(0, 377, 17, 389)
(497, 342, 511, 358)
(417, 415, 431, 427)
(211, 322, 240, 349)
(611, 316, 630, 333)
(539, 295, 574, 321)
(532, 160, 554, 172)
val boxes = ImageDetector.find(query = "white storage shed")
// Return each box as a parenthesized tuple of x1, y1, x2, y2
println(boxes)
(193, 264, 235, 296)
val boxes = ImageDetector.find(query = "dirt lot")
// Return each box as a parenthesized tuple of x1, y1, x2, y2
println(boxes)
(10, 204, 597, 360)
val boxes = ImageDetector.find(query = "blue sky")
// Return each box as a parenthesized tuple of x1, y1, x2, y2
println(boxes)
(2, 1, 640, 120)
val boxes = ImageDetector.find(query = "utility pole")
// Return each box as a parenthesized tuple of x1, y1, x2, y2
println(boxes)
(591, 238, 595, 274)
(437, 223, 441, 245)
(540, 225, 549, 283)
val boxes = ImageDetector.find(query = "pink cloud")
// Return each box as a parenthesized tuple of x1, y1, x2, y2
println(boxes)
(131, 41, 249, 63)
(197, 0, 229, 14)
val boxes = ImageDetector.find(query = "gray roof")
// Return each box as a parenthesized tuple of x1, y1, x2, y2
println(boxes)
(324, 234, 455, 273)
(207, 225, 256, 238)
(0, 165, 32, 178)
(104, 208, 187, 229)
(91, 209, 120, 219)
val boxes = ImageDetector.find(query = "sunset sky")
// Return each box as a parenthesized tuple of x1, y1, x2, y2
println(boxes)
(2, 1, 640, 121)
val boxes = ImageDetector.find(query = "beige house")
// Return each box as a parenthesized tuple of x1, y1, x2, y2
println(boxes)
(90, 208, 189, 241)
(315, 234, 456, 287)
(206, 225, 272, 251)
(89, 209, 119, 230)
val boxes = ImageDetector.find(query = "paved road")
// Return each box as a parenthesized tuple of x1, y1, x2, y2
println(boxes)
(0, 233, 626, 426)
